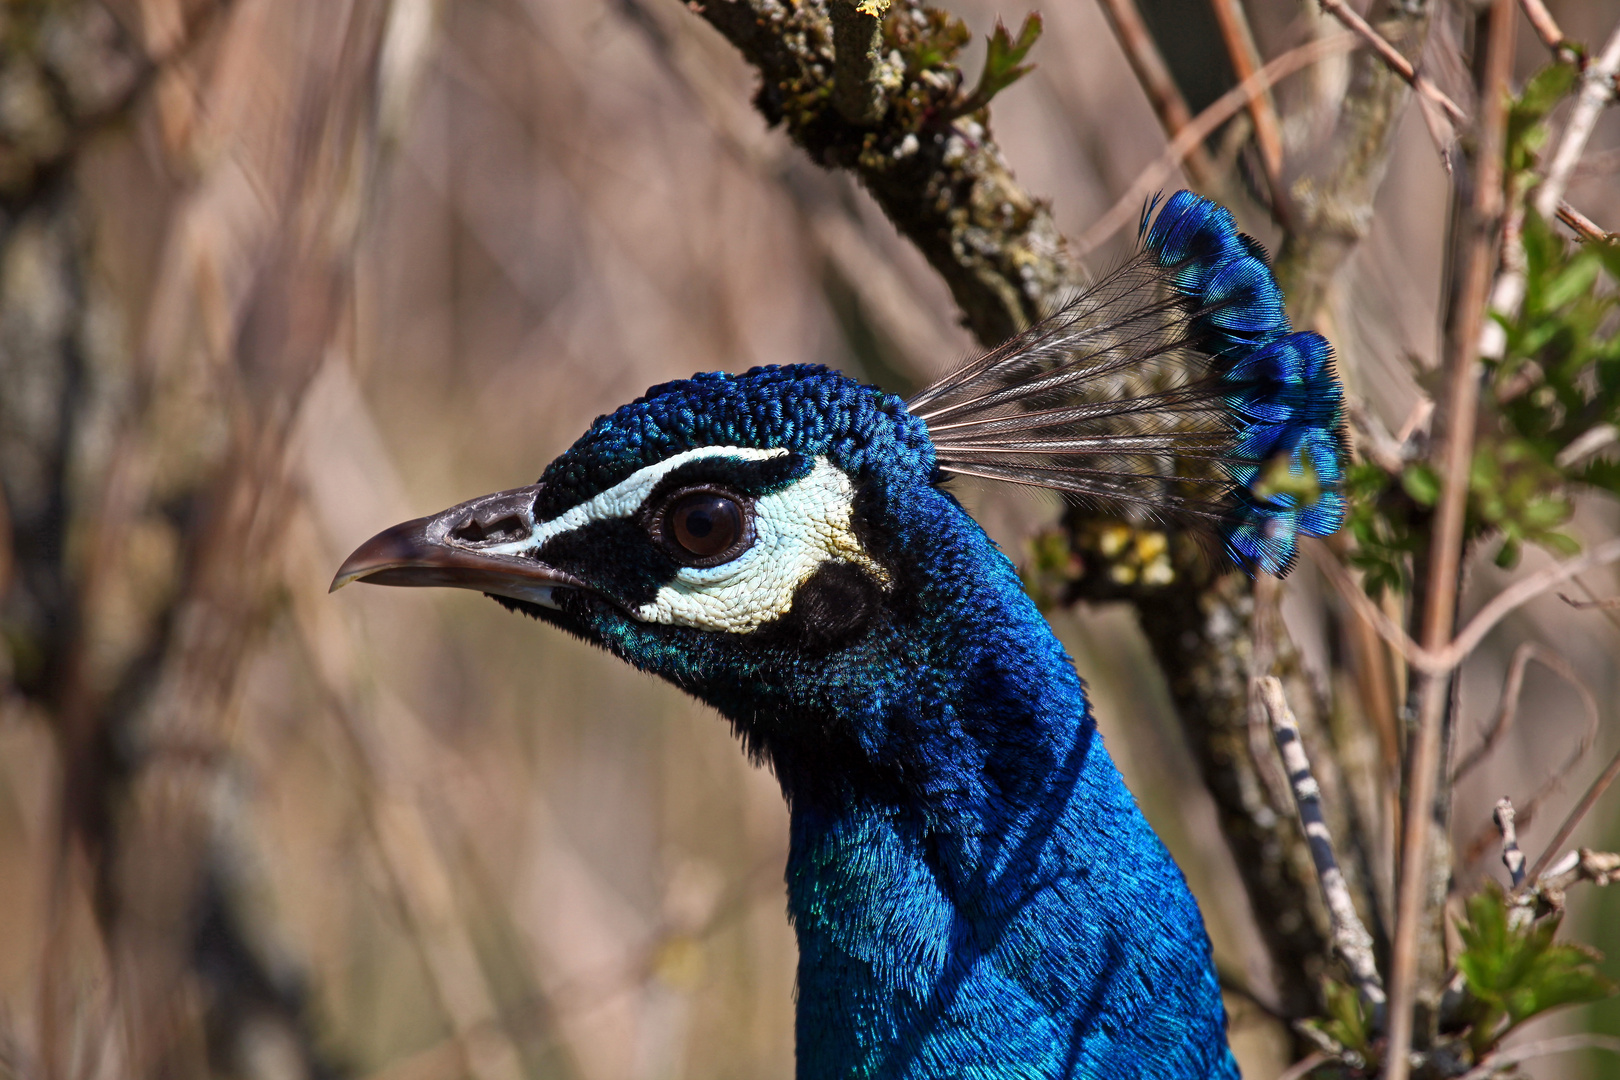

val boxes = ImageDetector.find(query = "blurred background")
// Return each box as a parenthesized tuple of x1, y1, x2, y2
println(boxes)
(0, 0, 1616, 1078)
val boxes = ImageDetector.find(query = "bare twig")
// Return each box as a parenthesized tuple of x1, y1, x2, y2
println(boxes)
(1554, 422, 1618, 467)
(1259, 677, 1387, 1010)
(1534, 21, 1620, 220)
(1517, 0, 1569, 57)
(1385, 1, 1515, 1073)
(1541, 848, 1620, 892)
(1312, 538, 1620, 677)
(1452, 643, 1598, 783)
(1315, 0, 1467, 125)
(1558, 201, 1618, 244)
(1559, 591, 1620, 609)
(1447, 538, 1620, 662)
(1076, 32, 1361, 256)
(1092, 0, 1219, 190)
(1524, 741, 1620, 884)
(1458, 1034, 1620, 1080)
(1207, 0, 1284, 199)
(1493, 798, 1526, 888)
(1277, 1052, 1331, 1080)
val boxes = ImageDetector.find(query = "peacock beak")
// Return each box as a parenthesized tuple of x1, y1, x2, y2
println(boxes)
(330, 484, 587, 608)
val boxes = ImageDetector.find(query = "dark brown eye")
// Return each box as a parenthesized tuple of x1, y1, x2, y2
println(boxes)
(665, 490, 748, 562)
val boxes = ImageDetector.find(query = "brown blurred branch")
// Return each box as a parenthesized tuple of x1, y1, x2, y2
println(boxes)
(1451, 643, 1598, 784)
(1524, 742, 1620, 884)
(1385, 1, 1515, 1074)
(1275, 0, 1436, 327)
(1518, 0, 1570, 57)
(1557, 202, 1617, 243)
(1316, 0, 1467, 126)
(0, 2, 424, 1078)
(1076, 32, 1361, 257)
(1207, 0, 1284, 202)
(1457, 1034, 1620, 1080)
(1311, 537, 1620, 676)
(1092, 0, 1220, 190)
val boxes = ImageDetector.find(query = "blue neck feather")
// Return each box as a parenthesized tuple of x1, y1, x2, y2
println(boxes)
(774, 483, 1239, 1079)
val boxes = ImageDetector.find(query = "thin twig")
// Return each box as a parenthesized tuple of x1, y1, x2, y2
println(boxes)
(1311, 538, 1620, 677)
(1452, 643, 1598, 783)
(1457, 1034, 1620, 1080)
(1259, 677, 1387, 1010)
(1076, 32, 1361, 256)
(1517, 0, 1568, 57)
(1541, 848, 1620, 892)
(1493, 798, 1526, 888)
(1560, 591, 1620, 609)
(1524, 741, 1620, 884)
(1277, 1052, 1331, 1080)
(1534, 20, 1620, 220)
(1446, 538, 1620, 663)
(1207, 0, 1284, 199)
(1385, 2, 1515, 1075)
(1316, 0, 1467, 125)
(1093, 0, 1219, 190)
(1558, 201, 1617, 244)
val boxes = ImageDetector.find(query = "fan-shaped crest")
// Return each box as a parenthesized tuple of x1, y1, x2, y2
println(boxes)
(906, 191, 1346, 576)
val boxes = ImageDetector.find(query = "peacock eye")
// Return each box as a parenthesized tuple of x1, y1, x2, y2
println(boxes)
(659, 488, 752, 565)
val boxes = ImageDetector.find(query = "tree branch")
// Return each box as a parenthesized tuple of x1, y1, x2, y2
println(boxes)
(1534, 20, 1620, 221)
(1315, 0, 1466, 125)
(1524, 741, 1620, 884)
(1458, 1034, 1620, 1080)
(1076, 32, 1361, 257)
(1260, 677, 1386, 1011)
(1493, 798, 1526, 888)
(1092, 0, 1220, 189)
(1385, 0, 1516, 1073)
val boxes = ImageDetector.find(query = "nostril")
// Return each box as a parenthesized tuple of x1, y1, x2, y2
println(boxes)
(451, 513, 529, 544)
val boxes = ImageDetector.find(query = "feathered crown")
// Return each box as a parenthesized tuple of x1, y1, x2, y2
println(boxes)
(905, 191, 1345, 576)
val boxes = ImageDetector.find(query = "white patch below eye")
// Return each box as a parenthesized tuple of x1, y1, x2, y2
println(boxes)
(635, 457, 889, 633)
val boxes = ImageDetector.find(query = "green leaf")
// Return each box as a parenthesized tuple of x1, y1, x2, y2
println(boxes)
(1401, 463, 1440, 506)
(1542, 251, 1602, 310)
(1514, 62, 1579, 123)
(947, 12, 1042, 117)
(1320, 977, 1373, 1055)
(1456, 884, 1617, 1055)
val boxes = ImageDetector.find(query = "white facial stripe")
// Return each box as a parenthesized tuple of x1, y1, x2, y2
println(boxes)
(635, 457, 889, 633)
(484, 446, 786, 557)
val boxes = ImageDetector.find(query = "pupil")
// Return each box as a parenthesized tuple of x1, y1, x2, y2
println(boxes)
(669, 492, 742, 559)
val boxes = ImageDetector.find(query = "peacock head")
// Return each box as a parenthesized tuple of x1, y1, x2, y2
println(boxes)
(330, 366, 987, 773)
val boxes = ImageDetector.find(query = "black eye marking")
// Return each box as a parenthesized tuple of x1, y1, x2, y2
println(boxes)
(749, 560, 881, 651)
(649, 486, 755, 567)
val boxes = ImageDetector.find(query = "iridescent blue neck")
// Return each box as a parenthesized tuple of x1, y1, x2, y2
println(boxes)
(773, 488, 1240, 1080)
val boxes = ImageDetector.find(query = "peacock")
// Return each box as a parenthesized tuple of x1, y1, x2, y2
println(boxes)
(333, 191, 1344, 1079)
